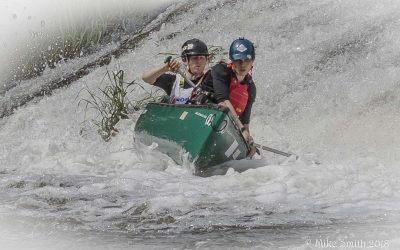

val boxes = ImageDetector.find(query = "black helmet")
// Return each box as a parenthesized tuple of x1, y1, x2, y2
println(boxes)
(181, 39, 209, 58)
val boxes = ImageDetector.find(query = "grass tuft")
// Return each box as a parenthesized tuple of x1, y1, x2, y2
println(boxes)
(79, 69, 165, 141)
(208, 46, 228, 63)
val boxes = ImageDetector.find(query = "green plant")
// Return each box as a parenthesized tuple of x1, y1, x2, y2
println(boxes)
(207, 46, 227, 63)
(12, 18, 109, 81)
(79, 69, 165, 141)
(79, 69, 134, 141)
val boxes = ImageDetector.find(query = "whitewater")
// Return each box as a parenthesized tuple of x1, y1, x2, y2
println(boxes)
(1, 0, 400, 249)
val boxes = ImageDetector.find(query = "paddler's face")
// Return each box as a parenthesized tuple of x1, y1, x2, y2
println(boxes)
(232, 59, 253, 78)
(184, 55, 207, 76)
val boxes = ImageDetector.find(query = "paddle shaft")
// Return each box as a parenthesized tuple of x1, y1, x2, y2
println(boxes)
(164, 56, 197, 88)
(253, 143, 294, 158)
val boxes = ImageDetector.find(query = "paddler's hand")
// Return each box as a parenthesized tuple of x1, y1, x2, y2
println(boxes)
(248, 135, 254, 145)
(246, 136, 258, 158)
(241, 130, 255, 158)
(241, 128, 250, 142)
(248, 143, 258, 158)
(164, 59, 180, 73)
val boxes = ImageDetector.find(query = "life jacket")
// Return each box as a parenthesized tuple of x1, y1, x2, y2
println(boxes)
(227, 64, 249, 116)
(170, 74, 195, 104)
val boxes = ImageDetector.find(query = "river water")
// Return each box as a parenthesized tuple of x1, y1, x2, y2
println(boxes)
(1, 0, 400, 249)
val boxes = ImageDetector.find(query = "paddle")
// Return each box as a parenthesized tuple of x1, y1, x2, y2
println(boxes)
(253, 143, 295, 158)
(254, 142, 322, 165)
(164, 56, 197, 88)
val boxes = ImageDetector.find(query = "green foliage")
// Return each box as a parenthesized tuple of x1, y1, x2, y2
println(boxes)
(207, 46, 228, 63)
(79, 70, 131, 141)
(61, 19, 106, 57)
(79, 69, 165, 141)
(13, 19, 109, 80)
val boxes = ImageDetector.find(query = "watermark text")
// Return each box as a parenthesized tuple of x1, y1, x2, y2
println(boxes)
(305, 237, 390, 249)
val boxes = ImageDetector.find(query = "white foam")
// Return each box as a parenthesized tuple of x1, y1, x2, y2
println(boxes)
(1, 0, 400, 248)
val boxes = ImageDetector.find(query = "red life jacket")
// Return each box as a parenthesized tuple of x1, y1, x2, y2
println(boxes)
(227, 64, 249, 116)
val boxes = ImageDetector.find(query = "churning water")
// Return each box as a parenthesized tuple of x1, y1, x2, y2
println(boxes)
(1, 0, 400, 249)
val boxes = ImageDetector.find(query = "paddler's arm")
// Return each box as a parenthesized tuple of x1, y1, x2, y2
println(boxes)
(243, 124, 250, 134)
(142, 59, 180, 84)
(218, 100, 250, 142)
(243, 124, 254, 145)
(240, 87, 255, 145)
(211, 64, 251, 141)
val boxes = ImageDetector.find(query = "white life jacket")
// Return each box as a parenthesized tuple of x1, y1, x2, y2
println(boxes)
(169, 74, 197, 104)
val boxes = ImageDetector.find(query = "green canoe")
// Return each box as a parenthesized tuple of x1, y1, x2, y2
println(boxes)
(134, 103, 250, 175)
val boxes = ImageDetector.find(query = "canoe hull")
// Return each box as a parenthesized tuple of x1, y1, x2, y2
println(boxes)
(134, 103, 249, 174)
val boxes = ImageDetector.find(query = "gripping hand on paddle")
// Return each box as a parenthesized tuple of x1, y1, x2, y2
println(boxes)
(246, 134, 258, 158)
(164, 56, 180, 73)
(241, 129, 250, 143)
(240, 128, 257, 157)
(142, 56, 181, 84)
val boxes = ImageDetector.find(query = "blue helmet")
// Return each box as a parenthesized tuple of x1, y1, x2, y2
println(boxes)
(229, 38, 255, 61)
